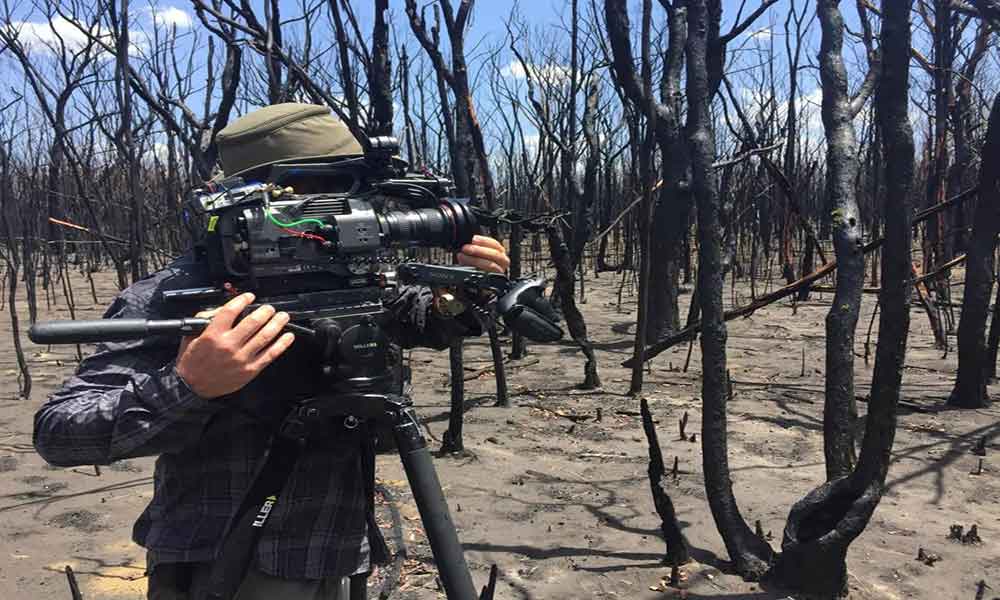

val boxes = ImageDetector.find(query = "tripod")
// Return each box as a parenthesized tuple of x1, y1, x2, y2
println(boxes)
(198, 315, 497, 600)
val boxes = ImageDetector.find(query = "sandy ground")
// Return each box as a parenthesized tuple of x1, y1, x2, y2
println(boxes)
(0, 265, 997, 600)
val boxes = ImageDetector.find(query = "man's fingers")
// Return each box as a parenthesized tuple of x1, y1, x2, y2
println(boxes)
(194, 307, 222, 319)
(242, 311, 290, 358)
(471, 234, 506, 253)
(230, 304, 277, 343)
(248, 332, 296, 372)
(459, 243, 510, 272)
(207, 293, 255, 332)
(458, 254, 505, 274)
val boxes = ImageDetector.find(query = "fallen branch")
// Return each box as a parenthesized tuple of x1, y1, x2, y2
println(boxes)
(463, 358, 540, 381)
(913, 253, 967, 286)
(519, 403, 592, 422)
(624, 259, 838, 367)
(623, 187, 979, 368)
(811, 254, 966, 294)
(810, 285, 882, 294)
(712, 142, 782, 171)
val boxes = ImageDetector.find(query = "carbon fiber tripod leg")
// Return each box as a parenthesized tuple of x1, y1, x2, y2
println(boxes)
(392, 407, 478, 600)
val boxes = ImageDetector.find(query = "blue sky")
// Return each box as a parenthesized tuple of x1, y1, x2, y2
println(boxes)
(3, 0, 987, 165)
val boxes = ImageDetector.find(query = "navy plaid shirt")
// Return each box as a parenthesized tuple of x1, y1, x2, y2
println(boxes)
(33, 254, 474, 580)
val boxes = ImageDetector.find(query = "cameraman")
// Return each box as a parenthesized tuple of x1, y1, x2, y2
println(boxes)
(33, 103, 509, 600)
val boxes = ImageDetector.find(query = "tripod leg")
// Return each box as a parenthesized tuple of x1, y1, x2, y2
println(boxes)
(348, 574, 367, 600)
(392, 407, 478, 600)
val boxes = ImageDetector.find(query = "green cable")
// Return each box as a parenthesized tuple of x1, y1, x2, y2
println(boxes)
(266, 210, 326, 229)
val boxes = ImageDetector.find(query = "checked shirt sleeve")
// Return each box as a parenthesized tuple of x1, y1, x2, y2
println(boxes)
(33, 276, 225, 467)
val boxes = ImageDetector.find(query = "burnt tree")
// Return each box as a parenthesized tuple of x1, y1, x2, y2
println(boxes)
(817, 0, 878, 481)
(948, 94, 1000, 410)
(405, 0, 497, 213)
(686, 0, 774, 580)
(547, 222, 602, 389)
(606, 0, 692, 350)
(770, 1, 915, 593)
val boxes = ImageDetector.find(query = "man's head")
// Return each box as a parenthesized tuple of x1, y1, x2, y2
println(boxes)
(215, 103, 363, 192)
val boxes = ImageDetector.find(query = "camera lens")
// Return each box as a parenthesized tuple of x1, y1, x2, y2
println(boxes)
(378, 198, 479, 250)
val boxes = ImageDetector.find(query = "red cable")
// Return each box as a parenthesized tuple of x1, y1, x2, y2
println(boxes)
(279, 227, 326, 243)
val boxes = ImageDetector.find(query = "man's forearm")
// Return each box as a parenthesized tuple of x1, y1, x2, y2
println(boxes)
(33, 346, 223, 466)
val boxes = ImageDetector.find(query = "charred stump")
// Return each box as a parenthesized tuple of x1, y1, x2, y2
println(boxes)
(640, 398, 691, 565)
(509, 222, 527, 360)
(769, 477, 881, 596)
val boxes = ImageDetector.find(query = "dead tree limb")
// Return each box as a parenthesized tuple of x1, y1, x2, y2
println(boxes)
(625, 186, 978, 367)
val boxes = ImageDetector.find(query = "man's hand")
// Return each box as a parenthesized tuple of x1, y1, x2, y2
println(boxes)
(457, 235, 510, 274)
(175, 293, 295, 400)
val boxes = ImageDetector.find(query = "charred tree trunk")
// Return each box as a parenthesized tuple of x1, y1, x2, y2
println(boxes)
(406, 0, 496, 216)
(770, 2, 915, 593)
(795, 238, 815, 301)
(948, 94, 1000, 409)
(0, 144, 30, 399)
(947, 24, 990, 256)
(986, 277, 1000, 380)
(112, 0, 145, 283)
(441, 339, 466, 454)
(605, 0, 688, 351)
(687, 0, 773, 579)
(818, 0, 864, 481)
(647, 0, 690, 344)
(547, 224, 601, 389)
(488, 324, 509, 407)
(329, 0, 361, 127)
(369, 0, 393, 136)
(509, 222, 527, 359)
(572, 74, 601, 274)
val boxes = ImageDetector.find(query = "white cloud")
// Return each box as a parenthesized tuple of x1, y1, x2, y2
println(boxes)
(143, 141, 171, 165)
(736, 85, 825, 150)
(523, 133, 540, 152)
(499, 59, 572, 84)
(151, 6, 193, 29)
(6, 17, 92, 52)
(6, 16, 147, 56)
(747, 27, 772, 42)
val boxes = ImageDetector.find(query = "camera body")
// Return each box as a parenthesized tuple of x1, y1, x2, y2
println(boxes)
(186, 154, 478, 289)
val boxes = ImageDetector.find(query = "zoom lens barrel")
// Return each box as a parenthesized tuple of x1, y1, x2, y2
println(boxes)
(378, 198, 479, 250)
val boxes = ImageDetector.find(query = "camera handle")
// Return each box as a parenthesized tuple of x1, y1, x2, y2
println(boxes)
(29, 264, 564, 347)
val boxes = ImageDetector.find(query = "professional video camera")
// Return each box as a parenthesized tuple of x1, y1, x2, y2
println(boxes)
(29, 137, 562, 600)
(187, 142, 476, 284)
